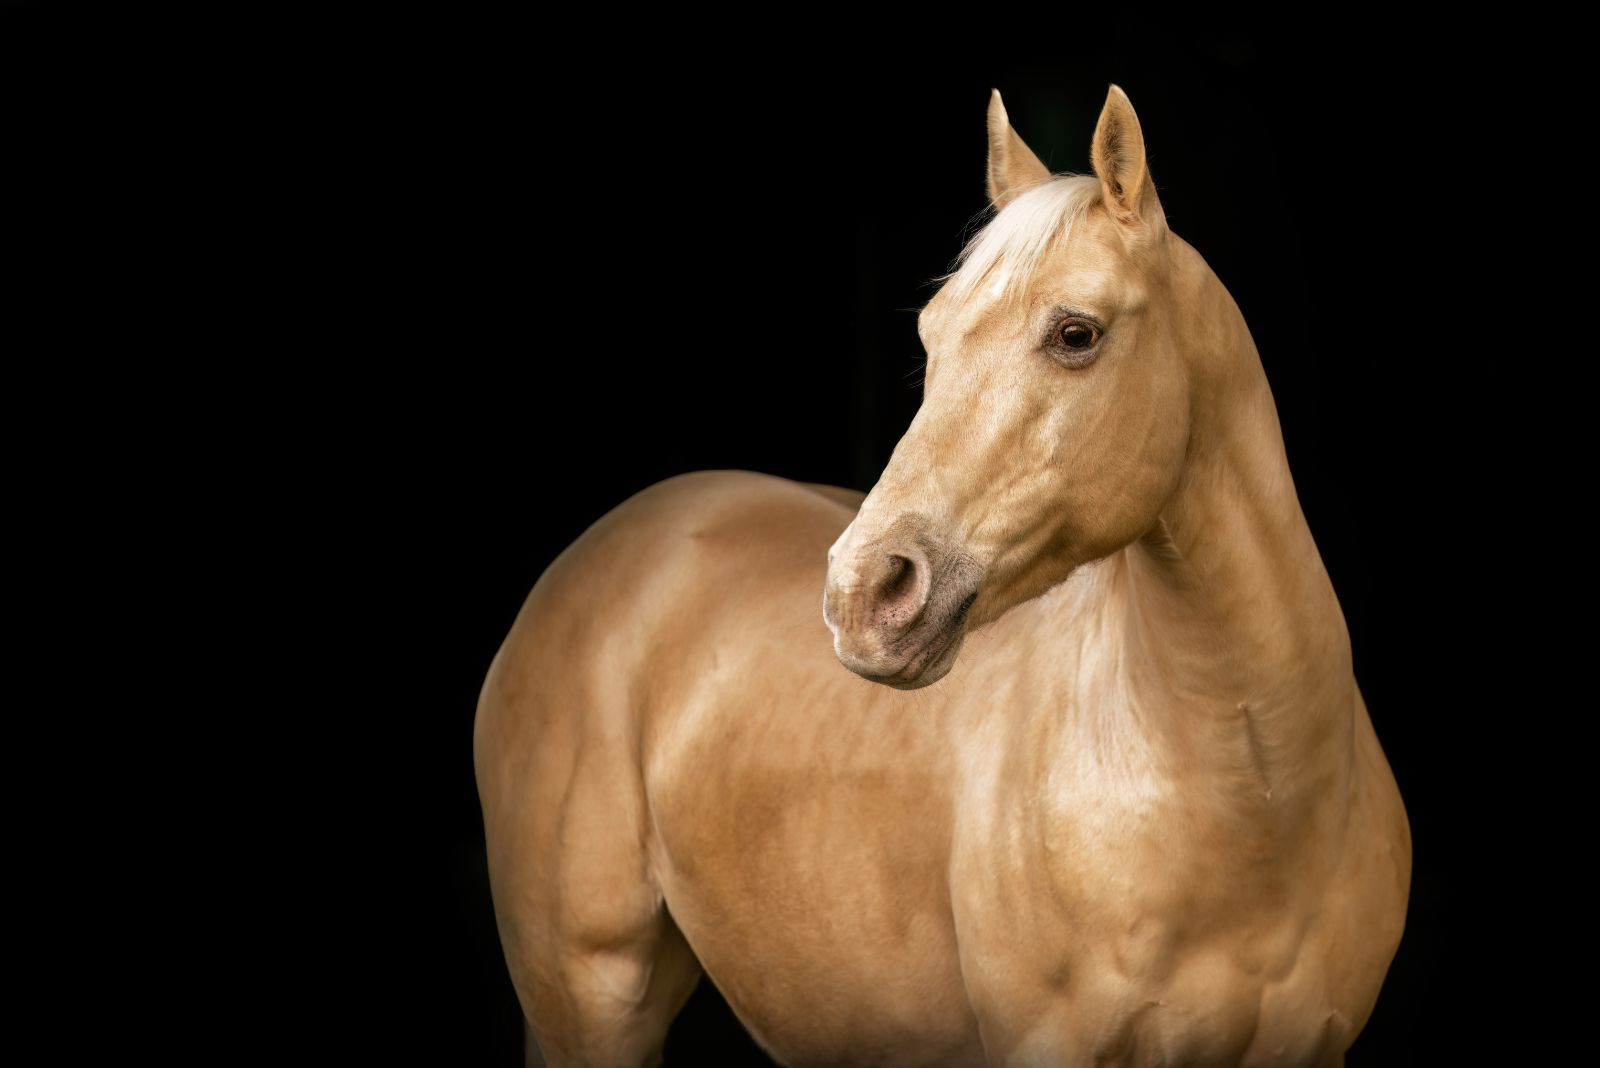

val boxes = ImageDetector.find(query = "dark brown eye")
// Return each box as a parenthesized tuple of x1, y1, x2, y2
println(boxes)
(1059, 320, 1101, 350)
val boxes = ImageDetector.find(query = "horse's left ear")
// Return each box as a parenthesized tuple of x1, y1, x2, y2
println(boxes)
(1090, 84, 1168, 237)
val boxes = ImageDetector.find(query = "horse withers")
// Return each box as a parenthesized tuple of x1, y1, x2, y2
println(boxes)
(474, 84, 1411, 1068)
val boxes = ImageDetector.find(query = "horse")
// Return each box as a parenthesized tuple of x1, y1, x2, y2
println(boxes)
(473, 84, 1411, 1068)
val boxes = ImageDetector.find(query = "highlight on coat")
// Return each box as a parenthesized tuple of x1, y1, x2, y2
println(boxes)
(475, 83, 1412, 1068)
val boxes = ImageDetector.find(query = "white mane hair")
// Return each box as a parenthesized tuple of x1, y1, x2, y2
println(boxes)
(933, 173, 1104, 308)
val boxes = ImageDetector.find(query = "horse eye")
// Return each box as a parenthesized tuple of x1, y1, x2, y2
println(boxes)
(1060, 321, 1101, 349)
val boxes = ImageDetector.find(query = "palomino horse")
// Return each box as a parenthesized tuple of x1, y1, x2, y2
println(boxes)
(474, 84, 1411, 1067)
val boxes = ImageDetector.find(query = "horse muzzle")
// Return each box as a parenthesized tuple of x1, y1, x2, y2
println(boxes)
(822, 513, 984, 690)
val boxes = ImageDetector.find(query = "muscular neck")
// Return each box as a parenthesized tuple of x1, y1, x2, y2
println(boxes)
(1098, 243, 1356, 804)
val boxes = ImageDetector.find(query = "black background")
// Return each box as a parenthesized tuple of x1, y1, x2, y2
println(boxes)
(334, 26, 1546, 1068)
(10, 9, 1554, 1064)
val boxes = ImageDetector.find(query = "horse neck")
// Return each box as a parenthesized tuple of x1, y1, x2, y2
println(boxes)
(1081, 239, 1356, 808)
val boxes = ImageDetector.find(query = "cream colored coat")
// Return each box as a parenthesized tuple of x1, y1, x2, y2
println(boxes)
(474, 85, 1411, 1068)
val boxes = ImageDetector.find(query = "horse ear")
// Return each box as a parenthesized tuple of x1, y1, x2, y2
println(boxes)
(1090, 84, 1167, 236)
(987, 89, 1051, 210)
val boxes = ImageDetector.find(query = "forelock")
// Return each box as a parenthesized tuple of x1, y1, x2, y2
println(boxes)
(934, 174, 1104, 308)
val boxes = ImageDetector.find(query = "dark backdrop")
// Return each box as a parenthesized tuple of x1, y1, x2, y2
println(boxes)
(306, 23, 1547, 1068)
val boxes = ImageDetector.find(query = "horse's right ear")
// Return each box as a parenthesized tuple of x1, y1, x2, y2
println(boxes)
(986, 89, 1051, 211)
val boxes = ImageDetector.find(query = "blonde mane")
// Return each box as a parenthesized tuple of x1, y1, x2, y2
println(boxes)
(934, 173, 1104, 308)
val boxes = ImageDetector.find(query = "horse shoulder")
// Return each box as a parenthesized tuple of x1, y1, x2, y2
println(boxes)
(1308, 685, 1412, 1035)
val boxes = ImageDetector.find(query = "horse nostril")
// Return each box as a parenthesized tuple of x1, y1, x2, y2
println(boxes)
(881, 554, 913, 598)
(873, 553, 927, 633)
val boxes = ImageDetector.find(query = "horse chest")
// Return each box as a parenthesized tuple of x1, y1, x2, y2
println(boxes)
(946, 757, 1348, 1065)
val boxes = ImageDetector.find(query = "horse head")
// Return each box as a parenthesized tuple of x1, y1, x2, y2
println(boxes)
(823, 85, 1192, 689)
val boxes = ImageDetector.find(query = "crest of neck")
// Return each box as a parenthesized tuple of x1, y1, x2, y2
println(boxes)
(1104, 244, 1355, 797)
